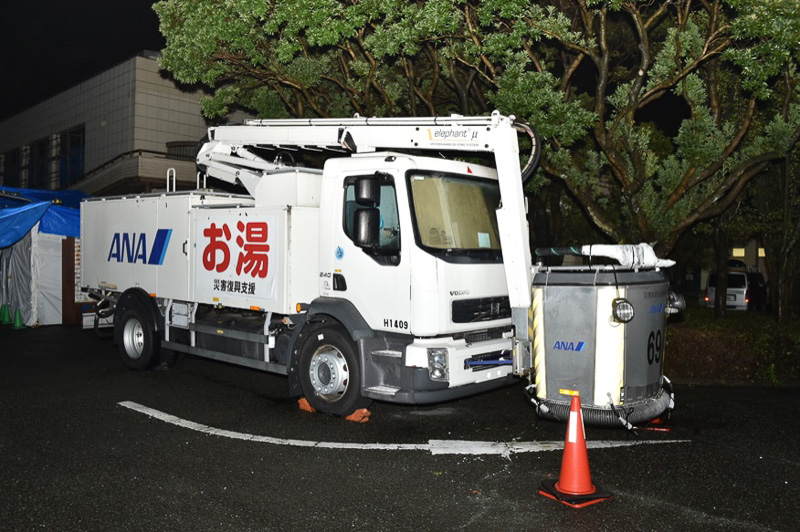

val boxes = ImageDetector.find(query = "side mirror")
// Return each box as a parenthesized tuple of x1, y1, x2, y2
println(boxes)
(355, 176, 380, 206)
(354, 208, 380, 249)
(667, 291, 686, 314)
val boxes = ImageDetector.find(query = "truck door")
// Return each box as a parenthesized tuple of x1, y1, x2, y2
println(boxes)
(322, 171, 411, 333)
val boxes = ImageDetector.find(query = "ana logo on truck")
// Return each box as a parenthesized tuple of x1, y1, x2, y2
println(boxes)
(107, 229, 173, 265)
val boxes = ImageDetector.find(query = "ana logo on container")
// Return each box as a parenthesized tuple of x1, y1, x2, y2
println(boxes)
(107, 229, 173, 265)
(553, 340, 586, 352)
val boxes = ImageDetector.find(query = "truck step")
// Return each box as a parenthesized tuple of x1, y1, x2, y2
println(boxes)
(363, 385, 400, 396)
(371, 350, 402, 358)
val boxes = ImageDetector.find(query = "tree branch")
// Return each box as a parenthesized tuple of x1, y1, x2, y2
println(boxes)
(464, 4, 498, 80)
(626, 4, 651, 109)
(690, 98, 757, 185)
(540, 157, 623, 242)
(680, 157, 774, 229)
(637, 35, 730, 109)
(662, 99, 756, 211)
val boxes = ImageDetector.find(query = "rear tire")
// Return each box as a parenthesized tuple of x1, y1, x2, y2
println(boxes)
(298, 324, 371, 416)
(117, 305, 161, 370)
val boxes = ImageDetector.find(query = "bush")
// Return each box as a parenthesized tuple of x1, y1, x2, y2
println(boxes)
(665, 302, 800, 386)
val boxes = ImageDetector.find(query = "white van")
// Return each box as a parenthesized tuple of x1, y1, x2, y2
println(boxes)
(703, 270, 767, 311)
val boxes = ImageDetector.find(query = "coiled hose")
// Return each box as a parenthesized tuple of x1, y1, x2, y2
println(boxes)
(525, 378, 674, 428)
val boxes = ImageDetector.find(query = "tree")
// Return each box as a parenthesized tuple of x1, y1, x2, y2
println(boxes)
(753, 150, 800, 321)
(155, 0, 800, 256)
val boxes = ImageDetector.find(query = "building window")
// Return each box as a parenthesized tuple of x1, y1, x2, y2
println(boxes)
(59, 125, 85, 187)
(166, 141, 198, 161)
(29, 138, 49, 189)
(732, 248, 746, 258)
(2, 148, 21, 187)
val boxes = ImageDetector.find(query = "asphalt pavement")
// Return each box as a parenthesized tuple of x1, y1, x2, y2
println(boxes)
(1, 325, 798, 531)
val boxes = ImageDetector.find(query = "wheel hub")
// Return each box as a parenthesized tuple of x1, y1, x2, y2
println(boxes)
(308, 345, 349, 401)
(122, 317, 144, 360)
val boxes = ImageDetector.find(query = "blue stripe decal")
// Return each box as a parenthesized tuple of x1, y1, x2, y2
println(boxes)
(576, 341, 586, 352)
(148, 229, 173, 265)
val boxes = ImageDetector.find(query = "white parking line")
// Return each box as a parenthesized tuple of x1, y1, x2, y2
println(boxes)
(119, 401, 690, 457)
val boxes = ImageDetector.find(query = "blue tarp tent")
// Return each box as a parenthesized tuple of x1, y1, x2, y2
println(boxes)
(0, 186, 84, 248)
(0, 187, 88, 326)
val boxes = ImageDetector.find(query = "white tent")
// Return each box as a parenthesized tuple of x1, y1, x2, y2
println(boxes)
(1, 226, 65, 326)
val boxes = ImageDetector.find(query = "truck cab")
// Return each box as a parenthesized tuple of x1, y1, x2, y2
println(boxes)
(315, 153, 515, 404)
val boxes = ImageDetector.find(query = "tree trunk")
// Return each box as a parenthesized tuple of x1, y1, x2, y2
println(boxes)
(777, 266, 788, 322)
(712, 220, 730, 319)
(528, 192, 553, 252)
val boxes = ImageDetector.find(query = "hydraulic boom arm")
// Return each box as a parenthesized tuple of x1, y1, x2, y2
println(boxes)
(197, 111, 538, 309)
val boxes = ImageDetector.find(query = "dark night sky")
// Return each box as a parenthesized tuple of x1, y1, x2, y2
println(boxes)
(0, 1, 165, 121)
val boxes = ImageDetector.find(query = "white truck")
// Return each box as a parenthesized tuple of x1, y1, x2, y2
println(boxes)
(82, 111, 680, 424)
(82, 112, 539, 416)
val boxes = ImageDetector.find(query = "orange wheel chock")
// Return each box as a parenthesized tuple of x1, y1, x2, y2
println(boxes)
(345, 408, 371, 423)
(298, 398, 316, 413)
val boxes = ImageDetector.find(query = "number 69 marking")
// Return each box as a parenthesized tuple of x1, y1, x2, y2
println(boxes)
(647, 330, 662, 365)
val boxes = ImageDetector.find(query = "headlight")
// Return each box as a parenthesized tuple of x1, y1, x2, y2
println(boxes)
(427, 348, 449, 381)
(612, 297, 635, 323)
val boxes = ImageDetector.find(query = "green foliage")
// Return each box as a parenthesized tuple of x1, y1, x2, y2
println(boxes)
(154, 0, 800, 254)
(725, 0, 800, 99)
(491, 67, 595, 145)
(675, 106, 730, 168)
(646, 19, 705, 93)
(237, 86, 291, 119)
(761, 103, 800, 156)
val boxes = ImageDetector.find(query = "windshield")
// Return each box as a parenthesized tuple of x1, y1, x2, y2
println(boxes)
(408, 171, 501, 260)
(708, 273, 747, 288)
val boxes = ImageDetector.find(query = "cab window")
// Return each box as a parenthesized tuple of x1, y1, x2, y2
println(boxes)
(343, 174, 401, 263)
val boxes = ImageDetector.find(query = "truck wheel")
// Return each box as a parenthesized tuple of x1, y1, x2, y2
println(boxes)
(118, 306, 161, 370)
(299, 325, 371, 416)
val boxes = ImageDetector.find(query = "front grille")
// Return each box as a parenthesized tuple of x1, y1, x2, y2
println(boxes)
(464, 328, 505, 344)
(452, 296, 511, 323)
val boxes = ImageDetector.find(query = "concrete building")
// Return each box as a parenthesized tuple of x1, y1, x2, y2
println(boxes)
(0, 51, 231, 196)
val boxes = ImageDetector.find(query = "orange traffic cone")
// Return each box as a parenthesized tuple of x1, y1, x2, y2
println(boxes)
(539, 395, 612, 508)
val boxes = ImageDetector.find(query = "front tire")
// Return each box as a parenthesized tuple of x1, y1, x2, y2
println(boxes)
(298, 324, 371, 416)
(117, 305, 161, 370)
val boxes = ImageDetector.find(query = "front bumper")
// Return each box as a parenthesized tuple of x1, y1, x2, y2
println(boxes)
(362, 368, 518, 404)
(359, 334, 516, 405)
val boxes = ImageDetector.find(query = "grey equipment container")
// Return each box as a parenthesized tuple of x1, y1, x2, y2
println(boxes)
(526, 246, 682, 427)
